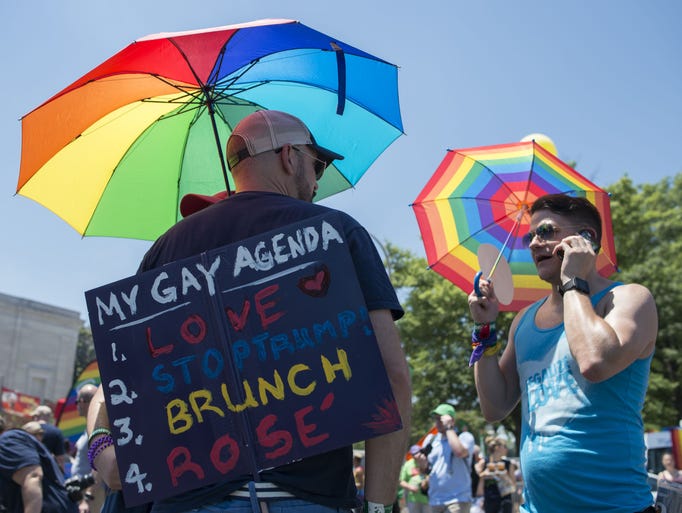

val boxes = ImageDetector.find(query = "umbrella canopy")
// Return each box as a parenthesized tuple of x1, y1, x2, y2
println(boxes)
(17, 19, 403, 240)
(411, 141, 617, 312)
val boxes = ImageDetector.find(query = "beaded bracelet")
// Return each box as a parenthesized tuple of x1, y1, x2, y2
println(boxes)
(88, 427, 112, 447)
(87, 434, 114, 471)
(469, 322, 499, 367)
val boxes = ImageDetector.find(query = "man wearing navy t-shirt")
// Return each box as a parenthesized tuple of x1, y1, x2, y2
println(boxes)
(0, 427, 78, 513)
(88, 110, 412, 513)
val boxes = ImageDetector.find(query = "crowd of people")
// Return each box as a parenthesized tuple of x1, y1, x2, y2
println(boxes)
(0, 109, 670, 513)
(0, 401, 103, 513)
(392, 405, 521, 513)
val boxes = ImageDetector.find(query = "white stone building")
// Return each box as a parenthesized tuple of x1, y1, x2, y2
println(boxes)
(0, 292, 83, 402)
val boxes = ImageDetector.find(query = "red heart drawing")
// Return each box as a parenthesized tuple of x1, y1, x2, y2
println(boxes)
(298, 265, 330, 297)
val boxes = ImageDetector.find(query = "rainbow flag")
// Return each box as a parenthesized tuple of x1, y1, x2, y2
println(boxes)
(671, 428, 682, 468)
(56, 360, 101, 445)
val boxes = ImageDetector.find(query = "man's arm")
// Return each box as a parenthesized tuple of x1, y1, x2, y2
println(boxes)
(13, 465, 43, 513)
(446, 429, 469, 457)
(474, 324, 521, 422)
(469, 279, 522, 422)
(364, 309, 412, 506)
(86, 385, 121, 490)
(563, 282, 657, 382)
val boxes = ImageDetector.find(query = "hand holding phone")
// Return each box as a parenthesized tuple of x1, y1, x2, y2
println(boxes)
(578, 229, 600, 252)
(557, 229, 599, 260)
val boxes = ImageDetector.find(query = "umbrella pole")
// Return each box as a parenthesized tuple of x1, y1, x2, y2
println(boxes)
(487, 208, 526, 280)
(206, 98, 232, 196)
(474, 207, 526, 297)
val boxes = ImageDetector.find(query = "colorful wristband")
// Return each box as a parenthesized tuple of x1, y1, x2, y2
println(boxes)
(363, 501, 393, 513)
(469, 322, 499, 367)
(483, 340, 503, 357)
(87, 434, 114, 471)
(88, 427, 112, 447)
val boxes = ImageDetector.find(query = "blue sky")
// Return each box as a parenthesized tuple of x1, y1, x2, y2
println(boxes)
(2, 1, 681, 322)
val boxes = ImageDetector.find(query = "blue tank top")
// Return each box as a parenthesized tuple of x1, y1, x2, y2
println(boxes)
(515, 284, 653, 513)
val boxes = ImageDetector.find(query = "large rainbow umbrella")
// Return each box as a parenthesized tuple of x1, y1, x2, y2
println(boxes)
(16, 19, 403, 240)
(411, 141, 617, 311)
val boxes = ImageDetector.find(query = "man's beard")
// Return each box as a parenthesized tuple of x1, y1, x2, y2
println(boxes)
(294, 161, 315, 202)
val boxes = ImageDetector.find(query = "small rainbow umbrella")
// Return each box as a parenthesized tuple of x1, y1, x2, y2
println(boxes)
(411, 141, 617, 312)
(16, 19, 403, 240)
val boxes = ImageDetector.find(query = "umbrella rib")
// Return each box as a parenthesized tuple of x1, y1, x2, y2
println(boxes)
(465, 155, 527, 207)
(163, 37, 231, 192)
(422, 196, 528, 266)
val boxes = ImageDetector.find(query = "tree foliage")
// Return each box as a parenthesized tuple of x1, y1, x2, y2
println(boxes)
(387, 244, 517, 443)
(608, 175, 682, 429)
(72, 327, 96, 383)
(387, 173, 682, 445)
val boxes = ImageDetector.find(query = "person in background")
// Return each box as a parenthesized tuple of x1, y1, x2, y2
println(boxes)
(71, 384, 104, 513)
(425, 403, 475, 513)
(474, 437, 515, 513)
(31, 404, 67, 474)
(468, 193, 657, 513)
(353, 454, 366, 504)
(0, 423, 78, 512)
(400, 445, 431, 513)
(657, 452, 682, 483)
(470, 445, 483, 513)
(21, 421, 46, 440)
(87, 109, 412, 513)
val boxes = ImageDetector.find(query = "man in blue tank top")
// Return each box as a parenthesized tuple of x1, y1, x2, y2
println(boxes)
(467, 194, 657, 513)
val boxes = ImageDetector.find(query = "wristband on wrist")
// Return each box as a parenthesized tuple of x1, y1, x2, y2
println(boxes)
(469, 321, 499, 367)
(88, 427, 112, 447)
(363, 500, 393, 513)
(87, 434, 114, 471)
(483, 340, 503, 357)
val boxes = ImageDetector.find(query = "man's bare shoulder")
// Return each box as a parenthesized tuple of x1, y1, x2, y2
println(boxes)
(606, 282, 656, 310)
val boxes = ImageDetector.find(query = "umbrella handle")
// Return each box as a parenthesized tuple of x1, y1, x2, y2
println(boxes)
(474, 271, 483, 297)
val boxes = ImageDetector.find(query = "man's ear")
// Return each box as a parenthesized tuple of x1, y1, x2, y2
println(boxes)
(279, 144, 296, 176)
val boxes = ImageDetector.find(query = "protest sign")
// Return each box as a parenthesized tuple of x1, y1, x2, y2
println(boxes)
(86, 212, 401, 506)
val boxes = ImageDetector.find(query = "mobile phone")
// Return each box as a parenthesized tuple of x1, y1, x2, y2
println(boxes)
(557, 230, 598, 260)
(578, 229, 600, 252)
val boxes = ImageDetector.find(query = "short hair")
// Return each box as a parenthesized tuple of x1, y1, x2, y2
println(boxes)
(22, 421, 45, 436)
(485, 435, 504, 452)
(530, 194, 602, 245)
(31, 404, 54, 421)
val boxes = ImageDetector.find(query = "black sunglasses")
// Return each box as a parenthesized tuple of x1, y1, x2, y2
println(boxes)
(522, 223, 564, 247)
(290, 146, 327, 180)
(523, 223, 598, 250)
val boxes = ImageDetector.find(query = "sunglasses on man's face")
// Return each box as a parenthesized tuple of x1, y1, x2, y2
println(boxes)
(523, 223, 597, 249)
(291, 146, 327, 180)
(522, 223, 562, 247)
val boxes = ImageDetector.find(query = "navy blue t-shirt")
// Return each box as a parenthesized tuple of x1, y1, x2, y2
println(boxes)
(137, 192, 403, 512)
(0, 430, 77, 513)
(39, 423, 66, 459)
